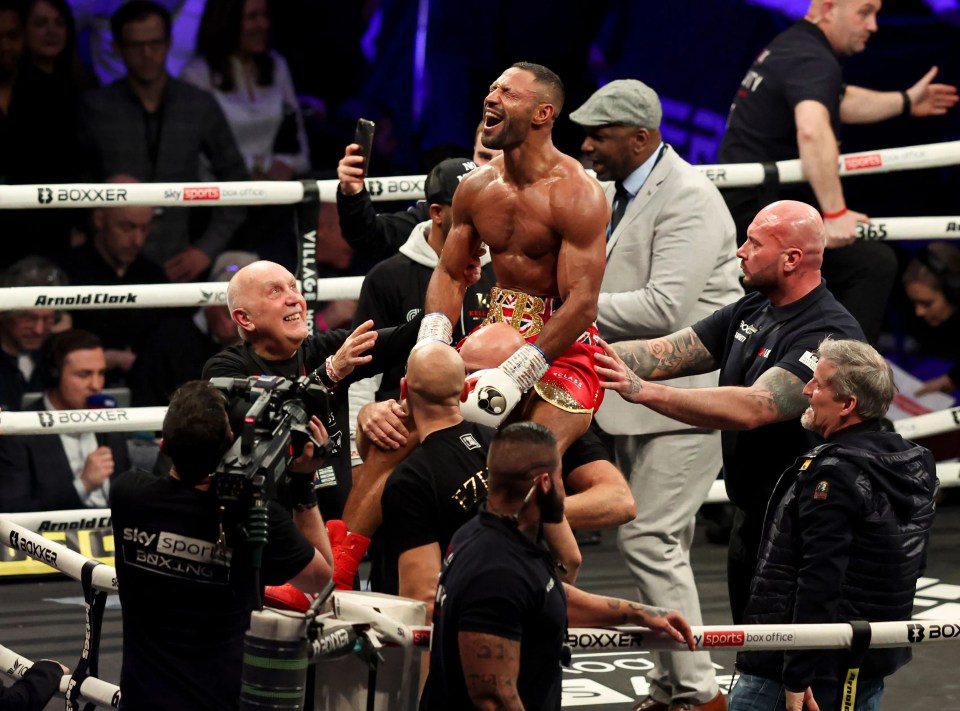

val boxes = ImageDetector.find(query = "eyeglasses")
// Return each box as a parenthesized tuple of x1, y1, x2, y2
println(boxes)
(11, 311, 61, 327)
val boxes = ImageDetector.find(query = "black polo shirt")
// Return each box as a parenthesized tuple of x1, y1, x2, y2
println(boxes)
(692, 281, 864, 515)
(719, 20, 844, 164)
(421, 506, 567, 711)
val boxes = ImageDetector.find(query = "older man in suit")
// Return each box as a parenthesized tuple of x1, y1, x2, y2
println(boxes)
(0, 330, 131, 513)
(571, 81, 742, 711)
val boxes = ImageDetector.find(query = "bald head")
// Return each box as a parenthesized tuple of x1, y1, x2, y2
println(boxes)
(227, 260, 288, 313)
(406, 343, 467, 406)
(753, 200, 825, 266)
(459, 322, 525, 372)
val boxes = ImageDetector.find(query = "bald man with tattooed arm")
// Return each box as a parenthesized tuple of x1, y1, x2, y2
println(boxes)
(595, 200, 865, 625)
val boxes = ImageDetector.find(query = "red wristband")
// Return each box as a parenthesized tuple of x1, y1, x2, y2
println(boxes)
(822, 207, 848, 220)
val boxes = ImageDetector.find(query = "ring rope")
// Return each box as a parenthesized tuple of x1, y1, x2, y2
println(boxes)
(4, 401, 959, 444)
(4, 454, 959, 535)
(0, 279, 364, 312)
(0, 141, 956, 207)
(0, 643, 120, 709)
(564, 620, 958, 651)
(5, 520, 953, 659)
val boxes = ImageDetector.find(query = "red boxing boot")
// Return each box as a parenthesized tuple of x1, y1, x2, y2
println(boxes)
(263, 584, 314, 612)
(332, 529, 371, 591)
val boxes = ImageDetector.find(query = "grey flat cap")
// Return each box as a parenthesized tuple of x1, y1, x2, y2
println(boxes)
(569, 79, 662, 129)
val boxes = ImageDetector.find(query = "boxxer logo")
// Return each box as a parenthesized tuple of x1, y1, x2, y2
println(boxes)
(37, 187, 53, 204)
(907, 623, 924, 643)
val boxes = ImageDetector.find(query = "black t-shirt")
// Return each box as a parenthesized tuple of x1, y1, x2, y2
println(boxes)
(691, 282, 864, 516)
(369, 422, 610, 595)
(421, 507, 567, 711)
(110, 470, 315, 711)
(202, 319, 419, 519)
(371, 421, 493, 594)
(719, 20, 843, 164)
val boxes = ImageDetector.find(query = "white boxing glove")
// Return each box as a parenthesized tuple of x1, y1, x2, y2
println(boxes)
(460, 344, 550, 427)
(461, 368, 523, 427)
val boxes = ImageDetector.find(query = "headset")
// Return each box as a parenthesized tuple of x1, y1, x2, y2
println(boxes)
(917, 246, 960, 307)
(43, 330, 104, 389)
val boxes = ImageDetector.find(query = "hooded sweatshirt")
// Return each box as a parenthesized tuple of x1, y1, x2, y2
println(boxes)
(347, 222, 496, 453)
(737, 419, 938, 690)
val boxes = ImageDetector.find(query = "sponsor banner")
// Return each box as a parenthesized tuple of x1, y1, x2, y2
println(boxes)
(906, 622, 960, 643)
(0, 529, 114, 578)
(1, 181, 302, 208)
(0, 407, 165, 435)
(842, 153, 883, 171)
(566, 629, 646, 650)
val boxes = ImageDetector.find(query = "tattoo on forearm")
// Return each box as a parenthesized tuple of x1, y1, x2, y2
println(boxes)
(754, 368, 808, 420)
(603, 597, 669, 624)
(616, 329, 716, 380)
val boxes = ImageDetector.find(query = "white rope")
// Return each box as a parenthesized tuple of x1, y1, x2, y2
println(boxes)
(701, 140, 960, 189)
(566, 620, 960, 651)
(855, 216, 960, 241)
(0, 141, 956, 208)
(0, 644, 120, 708)
(318, 141, 960, 197)
(0, 520, 118, 591)
(0, 278, 364, 312)
(893, 406, 960, 439)
(0, 181, 303, 208)
(703, 460, 958, 505)
(3, 509, 111, 532)
(0, 406, 166, 435)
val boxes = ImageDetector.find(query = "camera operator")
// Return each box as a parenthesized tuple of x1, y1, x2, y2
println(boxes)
(110, 381, 333, 711)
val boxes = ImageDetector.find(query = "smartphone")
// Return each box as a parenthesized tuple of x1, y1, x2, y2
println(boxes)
(354, 118, 376, 176)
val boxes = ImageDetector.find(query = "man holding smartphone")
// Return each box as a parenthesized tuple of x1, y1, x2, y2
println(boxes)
(336, 121, 501, 263)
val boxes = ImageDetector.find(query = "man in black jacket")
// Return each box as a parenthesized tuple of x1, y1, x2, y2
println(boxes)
(201, 259, 420, 604)
(727, 338, 937, 711)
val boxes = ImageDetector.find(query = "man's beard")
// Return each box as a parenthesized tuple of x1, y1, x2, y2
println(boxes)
(538, 485, 565, 524)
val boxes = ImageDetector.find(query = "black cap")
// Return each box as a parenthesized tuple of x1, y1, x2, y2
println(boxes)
(425, 157, 478, 205)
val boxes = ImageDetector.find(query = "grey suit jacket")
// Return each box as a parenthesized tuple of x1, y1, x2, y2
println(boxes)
(595, 146, 743, 435)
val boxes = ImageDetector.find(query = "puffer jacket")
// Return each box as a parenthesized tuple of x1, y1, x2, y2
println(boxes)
(736, 419, 938, 691)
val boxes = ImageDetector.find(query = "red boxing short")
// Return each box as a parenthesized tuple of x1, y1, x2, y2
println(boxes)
(471, 286, 604, 414)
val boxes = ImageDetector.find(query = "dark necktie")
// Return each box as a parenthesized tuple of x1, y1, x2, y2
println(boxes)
(608, 182, 629, 239)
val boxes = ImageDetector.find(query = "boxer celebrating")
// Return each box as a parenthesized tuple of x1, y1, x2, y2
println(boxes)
(418, 62, 609, 453)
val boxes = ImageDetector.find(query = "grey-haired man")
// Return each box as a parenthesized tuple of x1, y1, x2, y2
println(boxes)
(570, 79, 742, 711)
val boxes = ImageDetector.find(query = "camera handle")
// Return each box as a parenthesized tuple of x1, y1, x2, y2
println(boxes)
(245, 494, 270, 609)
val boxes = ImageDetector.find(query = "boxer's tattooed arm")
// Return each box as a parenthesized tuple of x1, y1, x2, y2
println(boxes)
(459, 632, 523, 710)
(613, 328, 717, 380)
(747, 367, 808, 421)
